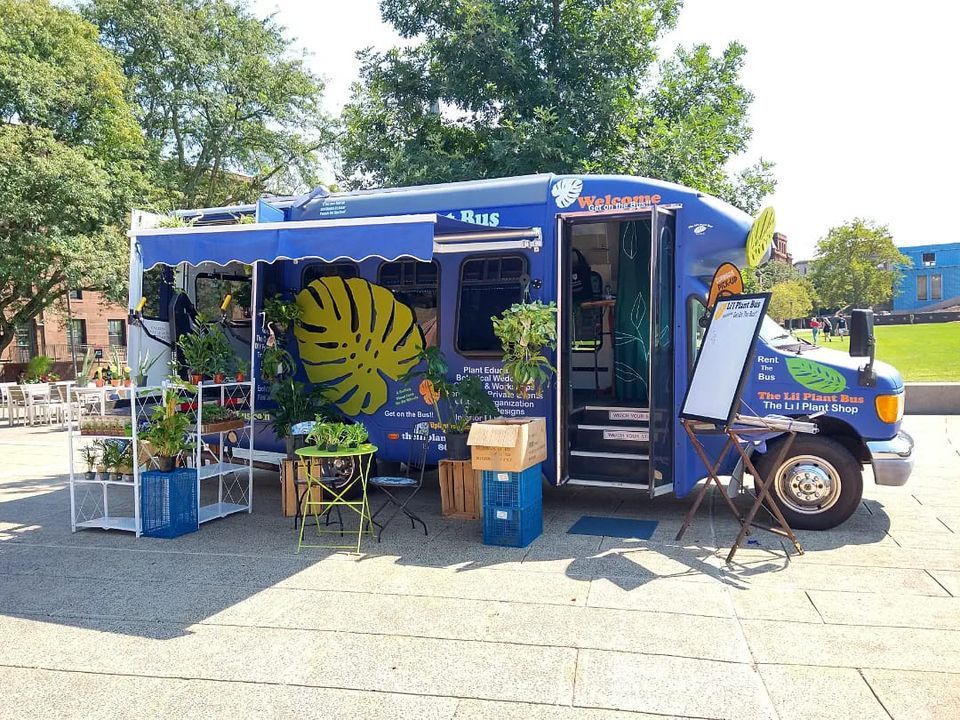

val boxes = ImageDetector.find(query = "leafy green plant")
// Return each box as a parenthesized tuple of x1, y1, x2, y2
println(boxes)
(341, 422, 369, 448)
(261, 346, 295, 381)
(198, 403, 238, 424)
(264, 294, 302, 331)
(79, 444, 99, 473)
(143, 390, 194, 465)
(305, 420, 361, 450)
(108, 347, 125, 380)
(25, 355, 54, 382)
(205, 324, 233, 375)
(178, 328, 212, 376)
(136, 349, 160, 383)
(445, 375, 499, 433)
(99, 440, 125, 471)
(268, 377, 332, 438)
(402, 347, 497, 434)
(492, 300, 558, 399)
(77, 348, 95, 386)
(234, 358, 250, 377)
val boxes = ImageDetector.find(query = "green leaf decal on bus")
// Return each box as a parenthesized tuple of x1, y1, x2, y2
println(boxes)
(785, 357, 846, 394)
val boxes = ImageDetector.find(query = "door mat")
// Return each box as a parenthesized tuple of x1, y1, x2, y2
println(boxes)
(567, 516, 658, 540)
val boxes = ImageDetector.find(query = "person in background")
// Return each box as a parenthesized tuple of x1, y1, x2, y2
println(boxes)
(810, 316, 821, 344)
(835, 311, 847, 338)
(821, 315, 833, 341)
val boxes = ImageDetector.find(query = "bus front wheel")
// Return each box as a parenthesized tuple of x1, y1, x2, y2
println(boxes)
(753, 436, 863, 531)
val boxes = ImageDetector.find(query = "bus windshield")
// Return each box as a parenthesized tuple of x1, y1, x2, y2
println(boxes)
(759, 315, 803, 348)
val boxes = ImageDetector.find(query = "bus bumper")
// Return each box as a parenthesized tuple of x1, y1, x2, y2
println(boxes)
(867, 430, 914, 487)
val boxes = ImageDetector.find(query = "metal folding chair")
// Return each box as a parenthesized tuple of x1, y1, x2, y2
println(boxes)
(368, 422, 430, 542)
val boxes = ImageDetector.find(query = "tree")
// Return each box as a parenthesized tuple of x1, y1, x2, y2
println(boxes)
(809, 219, 908, 309)
(84, 0, 333, 208)
(744, 259, 799, 292)
(768, 280, 813, 327)
(339, 0, 775, 213)
(0, 0, 147, 356)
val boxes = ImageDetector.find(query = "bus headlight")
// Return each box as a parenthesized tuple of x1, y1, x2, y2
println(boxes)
(875, 393, 904, 423)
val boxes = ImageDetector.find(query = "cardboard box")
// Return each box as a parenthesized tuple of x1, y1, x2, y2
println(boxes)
(467, 417, 547, 472)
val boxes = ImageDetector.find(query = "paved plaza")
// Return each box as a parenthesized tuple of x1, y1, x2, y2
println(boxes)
(0, 416, 958, 719)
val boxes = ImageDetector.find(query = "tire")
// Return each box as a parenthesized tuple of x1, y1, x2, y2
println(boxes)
(753, 435, 863, 531)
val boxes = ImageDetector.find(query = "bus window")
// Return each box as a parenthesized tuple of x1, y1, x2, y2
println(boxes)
(378, 260, 440, 346)
(302, 261, 359, 286)
(456, 255, 528, 355)
(195, 273, 252, 322)
(687, 295, 707, 374)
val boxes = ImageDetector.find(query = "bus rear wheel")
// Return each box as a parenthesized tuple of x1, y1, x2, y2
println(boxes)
(753, 435, 863, 531)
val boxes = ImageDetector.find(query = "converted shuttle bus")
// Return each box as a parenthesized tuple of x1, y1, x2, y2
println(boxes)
(129, 174, 914, 530)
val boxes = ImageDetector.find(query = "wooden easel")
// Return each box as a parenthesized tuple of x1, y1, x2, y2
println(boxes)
(676, 414, 815, 564)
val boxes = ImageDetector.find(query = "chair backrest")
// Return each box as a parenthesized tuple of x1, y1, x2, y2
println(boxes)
(54, 384, 69, 403)
(7, 385, 27, 403)
(0, 382, 14, 402)
(406, 422, 433, 484)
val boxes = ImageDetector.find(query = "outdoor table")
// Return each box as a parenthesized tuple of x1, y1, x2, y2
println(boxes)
(295, 444, 377, 553)
(72, 385, 131, 416)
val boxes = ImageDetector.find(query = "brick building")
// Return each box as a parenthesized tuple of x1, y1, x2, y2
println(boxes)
(1, 289, 128, 373)
(771, 232, 792, 264)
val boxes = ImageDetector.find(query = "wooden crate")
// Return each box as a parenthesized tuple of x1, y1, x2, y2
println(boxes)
(280, 459, 324, 517)
(439, 459, 482, 520)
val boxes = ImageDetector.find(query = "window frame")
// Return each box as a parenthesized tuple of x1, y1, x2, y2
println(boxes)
(107, 319, 126, 347)
(922, 252, 936, 267)
(931, 274, 942, 301)
(917, 275, 928, 301)
(193, 272, 253, 323)
(454, 253, 529, 358)
(686, 295, 708, 376)
(377, 259, 441, 345)
(300, 261, 360, 288)
(140, 266, 172, 322)
(67, 318, 87, 348)
(68, 289, 83, 301)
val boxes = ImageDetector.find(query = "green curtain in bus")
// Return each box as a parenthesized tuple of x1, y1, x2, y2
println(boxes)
(614, 220, 651, 403)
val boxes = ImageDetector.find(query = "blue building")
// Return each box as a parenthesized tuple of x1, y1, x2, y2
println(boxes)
(893, 241, 960, 312)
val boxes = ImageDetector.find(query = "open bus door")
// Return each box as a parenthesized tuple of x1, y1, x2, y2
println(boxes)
(649, 205, 676, 496)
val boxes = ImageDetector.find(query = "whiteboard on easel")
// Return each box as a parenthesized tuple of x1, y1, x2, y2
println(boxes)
(681, 293, 771, 425)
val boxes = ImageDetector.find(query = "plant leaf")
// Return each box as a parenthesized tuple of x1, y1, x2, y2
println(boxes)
(785, 357, 846, 394)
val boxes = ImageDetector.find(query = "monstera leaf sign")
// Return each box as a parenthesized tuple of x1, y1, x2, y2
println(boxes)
(295, 277, 424, 415)
(745, 206, 776, 268)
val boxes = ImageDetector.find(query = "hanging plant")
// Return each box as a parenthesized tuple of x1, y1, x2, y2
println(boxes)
(492, 300, 558, 399)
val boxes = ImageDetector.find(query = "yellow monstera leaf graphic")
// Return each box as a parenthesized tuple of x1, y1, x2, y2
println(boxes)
(295, 277, 424, 415)
(745, 206, 776, 267)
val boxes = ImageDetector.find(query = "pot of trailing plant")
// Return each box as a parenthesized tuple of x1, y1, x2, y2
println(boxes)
(444, 431, 470, 461)
(213, 372, 226, 384)
(157, 456, 175, 473)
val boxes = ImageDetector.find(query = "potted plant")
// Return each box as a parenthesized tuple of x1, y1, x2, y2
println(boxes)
(116, 443, 135, 481)
(76, 348, 95, 387)
(269, 377, 332, 458)
(108, 348, 125, 387)
(234, 359, 250, 383)
(306, 420, 352, 453)
(25, 355, 54, 383)
(99, 441, 124, 482)
(135, 350, 160, 387)
(404, 347, 497, 461)
(178, 328, 211, 384)
(80, 445, 98, 480)
(92, 439, 107, 476)
(264, 294, 302, 335)
(205, 324, 233, 384)
(93, 368, 105, 387)
(143, 389, 194, 472)
(492, 300, 558, 399)
(261, 346, 295, 382)
(341, 422, 369, 449)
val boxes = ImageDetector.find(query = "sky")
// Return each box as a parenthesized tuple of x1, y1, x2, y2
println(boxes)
(252, 0, 960, 260)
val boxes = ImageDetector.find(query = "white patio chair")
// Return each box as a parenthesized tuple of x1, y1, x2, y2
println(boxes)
(0, 382, 15, 423)
(6, 385, 35, 426)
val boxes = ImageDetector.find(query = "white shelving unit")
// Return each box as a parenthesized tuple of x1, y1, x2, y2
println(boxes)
(68, 381, 255, 537)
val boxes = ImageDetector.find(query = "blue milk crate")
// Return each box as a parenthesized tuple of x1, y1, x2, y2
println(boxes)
(140, 469, 198, 538)
(482, 464, 542, 508)
(483, 499, 543, 548)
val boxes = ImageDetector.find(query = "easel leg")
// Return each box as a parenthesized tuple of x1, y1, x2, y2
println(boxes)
(676, 424, 741, 541)
(726, 431, 803, 563)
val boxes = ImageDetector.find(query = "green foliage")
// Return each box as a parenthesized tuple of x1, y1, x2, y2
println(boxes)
(24, 355, 54, 382)
(809, 219, 909, 309)
(78, 348, 96, 385)
(84, 0, 333, 207)
(80, 444, 99, 472)
(403, 346, 497, 433)
(261, 346, 295, 381)
(492, 300, 558, 399)
(340, 1, 774, 213)
(143, 390, 194, 458)
(264, 294, 303, 329)
(177, 322, 233, 376)
(306, 420, 368, 449)
(0, 0, 148, 355)
(268, 377, 332, 438)
(743, 260, 800, 292)
(767, 280, 813, 324)
(205, 324, 233, 375)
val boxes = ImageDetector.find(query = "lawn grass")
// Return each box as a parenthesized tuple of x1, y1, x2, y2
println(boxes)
(792, 322, 960, 382)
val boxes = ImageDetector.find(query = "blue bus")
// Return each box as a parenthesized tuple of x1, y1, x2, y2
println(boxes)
(130, 173, 913, 530)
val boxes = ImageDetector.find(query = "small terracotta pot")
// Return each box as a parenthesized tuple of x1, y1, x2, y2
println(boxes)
(123, 379, 131, 387)
(213, 372, 226, 384)
(94, 380, 105, 387)
(234, 372, 245, 382)
(190, 373, 203, 385)
(110, 379, 120, 387)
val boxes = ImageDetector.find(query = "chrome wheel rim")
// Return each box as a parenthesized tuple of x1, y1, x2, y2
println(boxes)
(774, 455, 841, 514)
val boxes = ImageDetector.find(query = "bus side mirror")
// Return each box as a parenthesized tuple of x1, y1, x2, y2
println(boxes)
(849, 309, 876, 386)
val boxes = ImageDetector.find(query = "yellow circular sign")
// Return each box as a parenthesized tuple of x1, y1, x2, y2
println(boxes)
(745, 207, 776, 267)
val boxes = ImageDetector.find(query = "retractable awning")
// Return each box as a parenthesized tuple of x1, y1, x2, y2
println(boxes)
(132, 213, 541, 270)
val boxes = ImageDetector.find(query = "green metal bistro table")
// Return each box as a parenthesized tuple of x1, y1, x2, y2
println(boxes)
(295, 444, 377, 553)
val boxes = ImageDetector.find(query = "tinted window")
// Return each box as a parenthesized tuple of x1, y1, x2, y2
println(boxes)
(195, 274, 252, 322)
(302, 262, 359, 287)
(456, 256, 528, 354)
(378, 260, 440, 346)
(141, 266, 171, 321)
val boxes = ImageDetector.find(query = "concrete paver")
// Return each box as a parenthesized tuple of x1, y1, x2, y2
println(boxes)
(1, 415, 959, 718)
